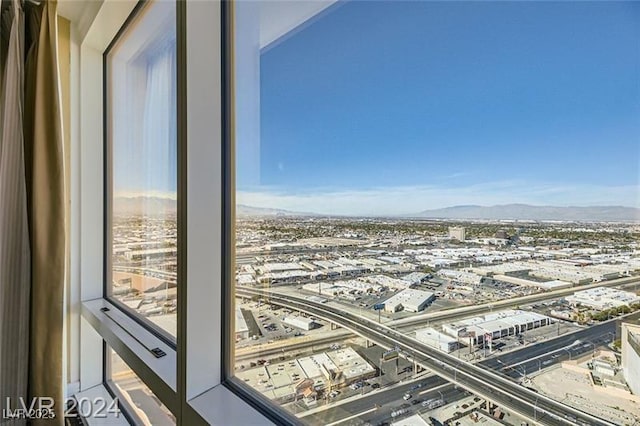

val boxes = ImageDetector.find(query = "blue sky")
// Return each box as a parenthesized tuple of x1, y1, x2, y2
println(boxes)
(236, 0, 640, 215)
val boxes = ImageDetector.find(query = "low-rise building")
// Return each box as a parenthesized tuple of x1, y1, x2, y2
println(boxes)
(442, 309, 553, 345)
(492, 274, 572, 290)
(566, 287, 640, 310)
(401, 272, 429, 285)
(283, 316, 317, 331)
(383, 289, 435, 313)
(415, 327, 458, 352)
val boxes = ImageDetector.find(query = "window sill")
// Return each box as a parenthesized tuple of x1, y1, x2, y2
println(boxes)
(188, 384, 275, 426)
(73, 384, 129, 426)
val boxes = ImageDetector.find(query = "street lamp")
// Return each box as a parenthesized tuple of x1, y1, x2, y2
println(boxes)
(518, 365, 526, 379)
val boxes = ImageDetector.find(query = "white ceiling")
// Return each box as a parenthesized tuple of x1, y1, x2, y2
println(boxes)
(56, 0, 338, 52)
(258, 0, 338, 49)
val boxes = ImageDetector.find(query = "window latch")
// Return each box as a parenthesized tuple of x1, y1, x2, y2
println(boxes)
(100, 306, 167, 358)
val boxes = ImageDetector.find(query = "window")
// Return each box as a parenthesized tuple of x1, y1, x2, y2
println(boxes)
(106, 0, 177, 340)
(230, 2, 640, 425)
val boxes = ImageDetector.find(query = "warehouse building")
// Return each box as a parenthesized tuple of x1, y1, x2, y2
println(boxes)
(383, 289, 435, 313)
(566, 287, 640, 310)
(124, 247, 177, 261)
(492, 274, 572, 290)
(283, 316, 317, 331)
(415, 327, 458, 352)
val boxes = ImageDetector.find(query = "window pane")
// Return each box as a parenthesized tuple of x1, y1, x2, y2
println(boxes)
(109, 348, 176, 425)
(107, 0, 177, 338)
(232, 1, 640, 425)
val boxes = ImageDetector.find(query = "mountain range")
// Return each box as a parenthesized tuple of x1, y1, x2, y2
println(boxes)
(113, 196, 177, 215)
(237, 204, 320, 217)
(116, 197, 640, 222)
(409, 204, 640, 222)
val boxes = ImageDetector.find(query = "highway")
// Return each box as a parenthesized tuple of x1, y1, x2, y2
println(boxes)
(386, 275, 640, 328)
(235, 331, 351, 361)
(238, 287, 617, 426)
(234, 279, 636, 361)
(299, 320, 616, 425)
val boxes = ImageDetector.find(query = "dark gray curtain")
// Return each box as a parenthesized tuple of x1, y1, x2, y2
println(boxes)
(0, 1, 31, 424)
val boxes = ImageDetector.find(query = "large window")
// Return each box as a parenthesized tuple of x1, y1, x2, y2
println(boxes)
(75, 1, 638, 425)
(230, 2, 640, 425)
(106, 0, 177, 340)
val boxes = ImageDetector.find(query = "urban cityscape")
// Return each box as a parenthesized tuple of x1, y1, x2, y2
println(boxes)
(110, 205, 640, 426)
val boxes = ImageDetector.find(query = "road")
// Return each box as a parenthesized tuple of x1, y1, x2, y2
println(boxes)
(233, 276, 638, 361)
(300, 321, 616, 425)
(239, 287, 617, 426)
(347, 276, 640, 328)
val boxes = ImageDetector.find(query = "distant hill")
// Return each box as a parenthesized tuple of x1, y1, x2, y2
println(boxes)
(237, 204, 320, 217)
(410, 204, 640, 222)
(114, 199, 639, 222)
(113, 199, 316, 217)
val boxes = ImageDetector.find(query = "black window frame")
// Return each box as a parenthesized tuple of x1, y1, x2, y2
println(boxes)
(102, 0, 180, 350)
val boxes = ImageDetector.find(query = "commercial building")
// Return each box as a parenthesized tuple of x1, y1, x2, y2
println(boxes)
(124, 247, 177, 261)
(415, 327, 458, 352)
(383, 289, 435, 313)
(438, 268, 482, 286)
(296, 348, 375, 389)
(401, 272, 430, 285)
(449, 226, 466, 241)
(391, 414, 431, 426)
(283, 316, 317, 330)
(621, 320, 640, 395)
(566, 287, 640, 310)
(492, 274, 572, 290)
(258, 262, 303, 273)
(362, 274, 412, 290)
(442, 310, 554, 345)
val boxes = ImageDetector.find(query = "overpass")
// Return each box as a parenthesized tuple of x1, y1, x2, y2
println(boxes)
(390, 275, 640, 328)
(238, 287, 617, 426)
(236, 276, 639, 360)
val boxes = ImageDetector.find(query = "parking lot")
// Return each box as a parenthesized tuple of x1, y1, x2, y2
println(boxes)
(236, 299, 330, 348)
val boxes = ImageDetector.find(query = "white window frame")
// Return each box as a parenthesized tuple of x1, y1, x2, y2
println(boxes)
(69, 0, 275, 424)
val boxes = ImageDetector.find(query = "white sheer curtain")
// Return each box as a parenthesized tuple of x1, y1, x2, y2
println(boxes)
(0, 0, 31, 417)
(141, 45, 177, 201)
